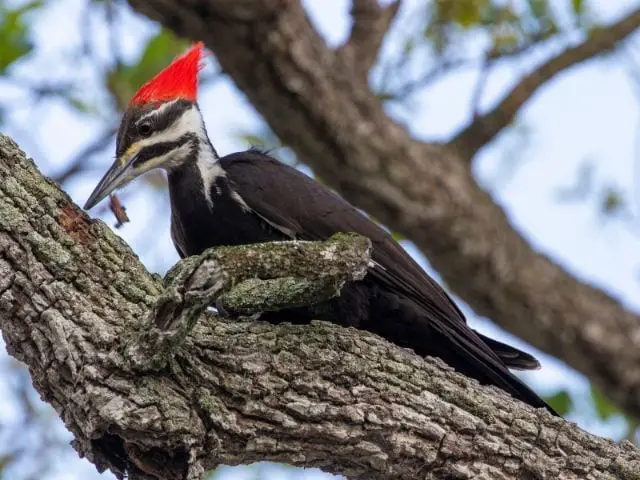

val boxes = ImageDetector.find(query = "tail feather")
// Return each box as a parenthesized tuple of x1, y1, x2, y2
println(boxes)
(365, 288, 558, 416)
(476, 333, 541, 371)
(433, 326, 556, 415)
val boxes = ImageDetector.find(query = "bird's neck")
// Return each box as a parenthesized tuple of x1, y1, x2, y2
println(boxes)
(168, 132, 225, 208)
(193, 134, 224, 206)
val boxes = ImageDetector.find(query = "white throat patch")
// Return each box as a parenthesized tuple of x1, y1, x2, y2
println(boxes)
(131, 104, 225, 208)
(190, 110, 224, 208)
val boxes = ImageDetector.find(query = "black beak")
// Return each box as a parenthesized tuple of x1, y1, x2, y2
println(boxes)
(83, 155, 136, 210)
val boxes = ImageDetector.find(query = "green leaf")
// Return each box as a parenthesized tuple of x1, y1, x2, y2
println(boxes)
(543, 390, 573, 416)
(240, 134, 270, 148)
(376, 91, 395, 102)
(491, 31, 520, 54)
(0, 452, 17, 473)
(391, 231, 407, 242)
(526, 0, 549, 19)
(435, 0, 490, 29)
(591, 385, 619, 420)
(601, 187, 624, 215)
(133, 30, 189, 85)
(0, 1, 44, 73)
(402, 38, 415, 55)
(572, 0, 584, 15)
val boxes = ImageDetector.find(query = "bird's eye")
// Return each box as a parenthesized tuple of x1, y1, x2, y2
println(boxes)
(138, 122, 153, 137)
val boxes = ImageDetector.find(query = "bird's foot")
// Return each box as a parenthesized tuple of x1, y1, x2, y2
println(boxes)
(214, 298, 262, 323)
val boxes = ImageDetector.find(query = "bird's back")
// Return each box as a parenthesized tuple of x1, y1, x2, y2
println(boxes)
(172, 150, 555, 413)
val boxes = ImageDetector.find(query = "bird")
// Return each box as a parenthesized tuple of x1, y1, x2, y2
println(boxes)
(84, 42, 556, 415)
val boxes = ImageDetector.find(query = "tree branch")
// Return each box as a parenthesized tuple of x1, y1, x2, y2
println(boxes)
(2, 134, 640, 479)
(127, 0, 640, 417)
(125, 232, 371, 371)
(337, 0, 400, 79)
(451, 7, 640, 161)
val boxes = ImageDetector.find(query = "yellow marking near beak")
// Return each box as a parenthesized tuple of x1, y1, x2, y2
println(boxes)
(118, 142, 143, 167)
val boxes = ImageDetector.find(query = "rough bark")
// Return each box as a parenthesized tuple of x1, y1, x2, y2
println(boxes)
(125, 0, 640, 417)
(2, 136, 640, 479)
(0, 132, 640, 480)
(124, 232, 372, 372)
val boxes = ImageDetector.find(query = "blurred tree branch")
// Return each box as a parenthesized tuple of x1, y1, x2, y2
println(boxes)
(2, 134, 640, 479)
(451, 7, 640, 160)
(126, 0, 640, 417)
(52, 124, 118, 185)
(338, 0, 400, 80)
(380, 58, 465, 101)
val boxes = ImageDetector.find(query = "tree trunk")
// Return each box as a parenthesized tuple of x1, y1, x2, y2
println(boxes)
(2, 136, 640, 479)
(126, 0, 640, 416)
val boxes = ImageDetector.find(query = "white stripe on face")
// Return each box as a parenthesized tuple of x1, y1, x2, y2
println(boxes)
(124, 103, 225, 207)
(135, 99, 179, 125)
(137, 105, 204, 149)
(141, 141, 194, 171)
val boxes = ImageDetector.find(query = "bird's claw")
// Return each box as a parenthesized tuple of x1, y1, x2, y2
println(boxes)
(215, 297, 262, 323)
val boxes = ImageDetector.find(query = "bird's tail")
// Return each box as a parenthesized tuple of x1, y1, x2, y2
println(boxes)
(475, 333, 541, 371)
(367, 290, 558, 416)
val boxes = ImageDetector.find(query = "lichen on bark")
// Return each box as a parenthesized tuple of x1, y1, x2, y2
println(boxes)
(124, 232, 371, 371)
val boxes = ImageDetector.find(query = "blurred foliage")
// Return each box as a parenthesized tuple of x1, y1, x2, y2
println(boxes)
(107, 29, 189, 111)
(0, 2, 200, 478)
(207, 463, 329, 480)
(377, 0, 595, 100)
(425, 0, 562, 56)
(543, 384, 638, 442)
(0, 355, 76, 480)
(556, 159, 633, 224)
(425, 0, 591, 55)
(0, 1, 42, 73)
(544, 389, 574, 416)
(591, 385, 621, 421)
(0, 0, 639, 479)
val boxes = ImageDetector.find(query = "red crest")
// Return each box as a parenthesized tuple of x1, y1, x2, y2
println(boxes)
(130, 42, 205, 106)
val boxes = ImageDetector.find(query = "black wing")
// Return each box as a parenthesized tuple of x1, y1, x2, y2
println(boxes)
(221, 151, 551, 412)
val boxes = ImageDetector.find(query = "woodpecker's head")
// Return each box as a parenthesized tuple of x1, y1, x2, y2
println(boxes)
(84, 42, 207, 210)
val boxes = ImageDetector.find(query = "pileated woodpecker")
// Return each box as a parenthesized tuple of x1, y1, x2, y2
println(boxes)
(84, 43, 555, 414)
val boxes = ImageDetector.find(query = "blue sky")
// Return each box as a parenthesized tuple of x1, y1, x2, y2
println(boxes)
(1, 0, 640, 478)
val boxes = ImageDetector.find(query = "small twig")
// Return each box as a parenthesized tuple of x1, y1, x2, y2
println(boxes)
(382, 30, 550, 102)
(53, 124, 118, 184)
(623, 42, 640, 230)
(384, 59, 467, 101)
(104, 0, 124, 69)
(108, 194, 129, 228)
(470, 57, 492, 119)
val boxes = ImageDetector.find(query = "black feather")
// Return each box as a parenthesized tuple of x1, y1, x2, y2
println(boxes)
(168, 149, 556, 415)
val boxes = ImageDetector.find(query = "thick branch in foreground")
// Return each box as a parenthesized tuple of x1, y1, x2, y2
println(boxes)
(451, 7, 640, 160)
(125, 232, 371, 371)
(3, 139, 640, 479)
(127, 0, 640, 417)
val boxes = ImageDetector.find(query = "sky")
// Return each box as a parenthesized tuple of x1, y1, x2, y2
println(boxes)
(1, 0, 640, 479)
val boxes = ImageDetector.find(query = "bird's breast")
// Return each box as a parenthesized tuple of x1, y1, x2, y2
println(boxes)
(168, 167, 282, 257)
